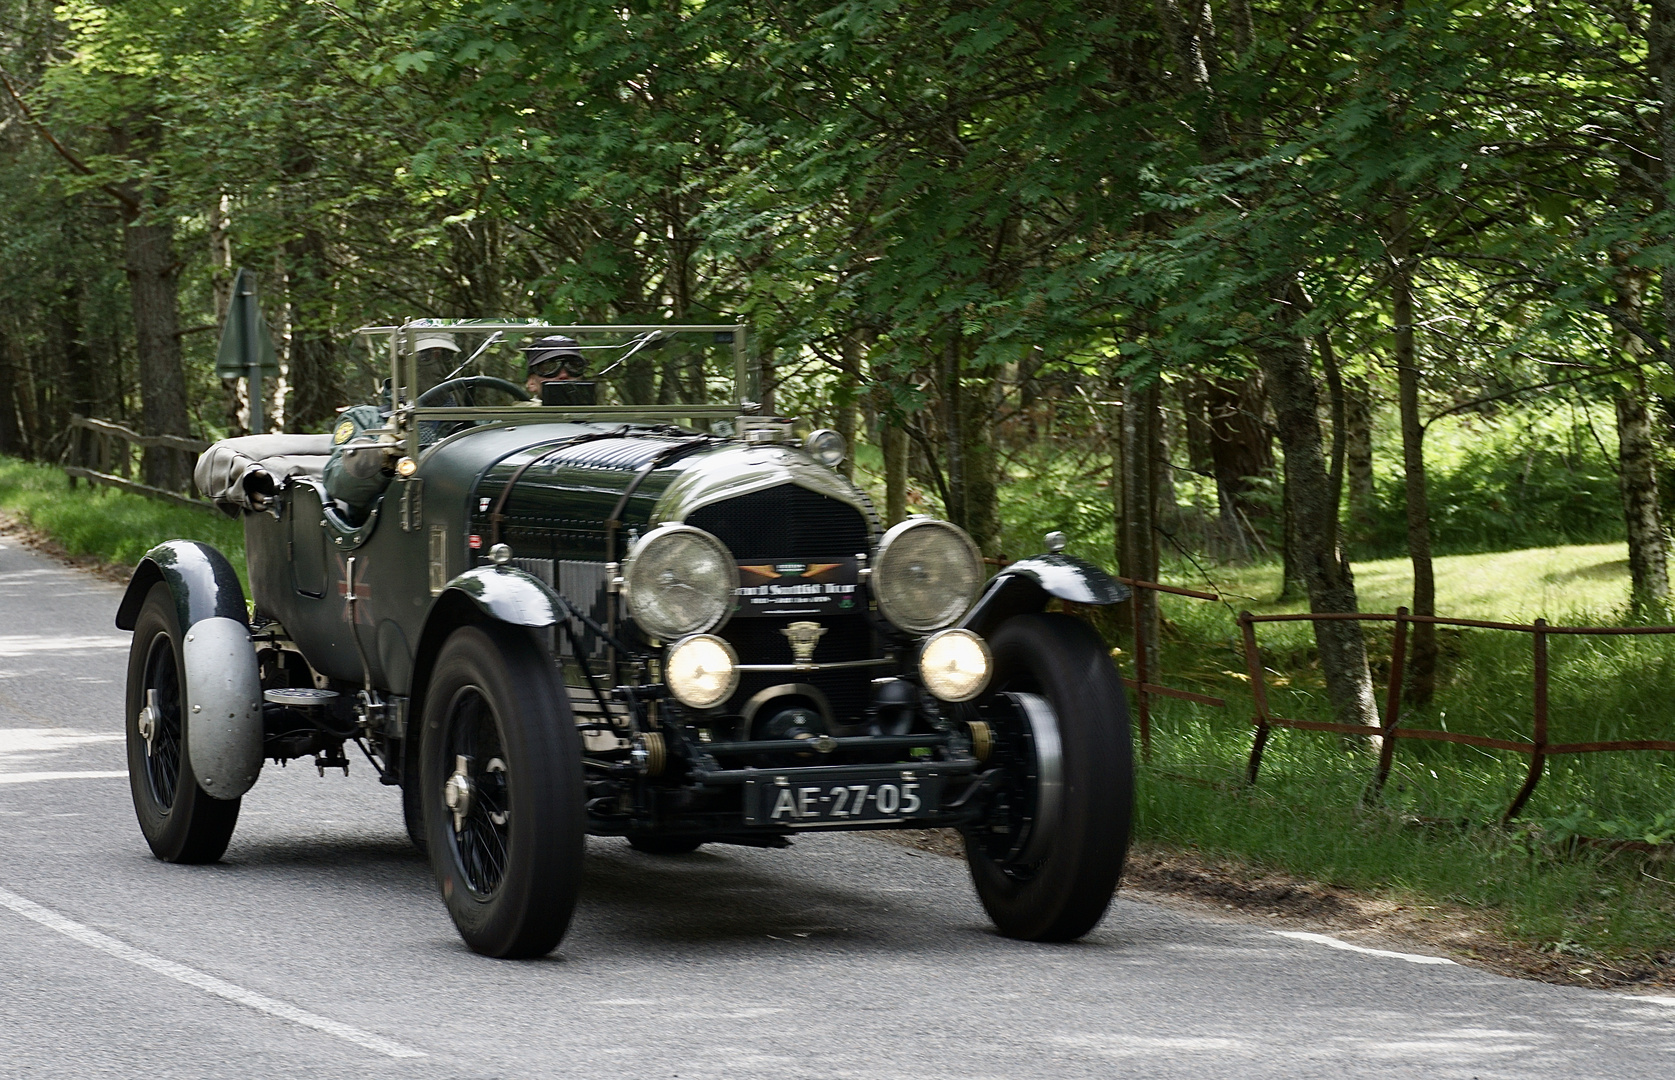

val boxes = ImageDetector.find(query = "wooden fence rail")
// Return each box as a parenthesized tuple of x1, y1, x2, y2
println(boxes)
(58, 414, 213, 512)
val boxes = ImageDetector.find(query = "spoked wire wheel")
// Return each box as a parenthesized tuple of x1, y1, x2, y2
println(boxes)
(139, 634, 185, 810)
(421, 623, 584, 958)
(439, 686, 513, 897)
(124, 581, 240, 863)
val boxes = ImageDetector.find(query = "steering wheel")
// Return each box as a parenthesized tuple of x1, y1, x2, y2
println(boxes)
(414, 375, 531, 408)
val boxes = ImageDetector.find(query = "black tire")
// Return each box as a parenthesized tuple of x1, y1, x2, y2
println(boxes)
(627, 835, 705, 855)
(124, 582, 241, 863)
(963, 613, 1133, 942)
(421, 623, 584, 958)
(401, 763, 427, 856)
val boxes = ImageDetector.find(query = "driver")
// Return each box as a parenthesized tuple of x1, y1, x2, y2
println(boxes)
(523, 335, 586, 396)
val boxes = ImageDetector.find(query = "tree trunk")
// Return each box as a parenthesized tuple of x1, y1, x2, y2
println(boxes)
(883, 419, 909, 526)
(960, 360, 1002, 555)
(1612, 263, 1669, 615)
(1120, 380, 1162, 677)
(1345, 376, 1375, 543)
(1256, 293, 1380, 733)
(0, 326, 21, 456)
(123, 216, 189, 489)
(1392, 203, 1437, 705)
(1278, 476, 1303, 601)
(1651, 2, 1675, 373)
(836, 335, 863, 481)
(1203, 374, 1273, 555)
(1617, 378, 1668, 616)
(285, 228, 341, 433)
(208, 196, 244, 437)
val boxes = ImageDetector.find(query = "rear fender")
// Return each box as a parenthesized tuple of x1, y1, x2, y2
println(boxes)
(115, 541, 247, 633)
(962, 553, 1129, 639)
(116, 541, 262, 799)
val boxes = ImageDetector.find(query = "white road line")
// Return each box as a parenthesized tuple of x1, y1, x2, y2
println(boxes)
(0, 771, 129, 785)
(1270, 929, 1458, 966)
(0, 885, 425, 1059)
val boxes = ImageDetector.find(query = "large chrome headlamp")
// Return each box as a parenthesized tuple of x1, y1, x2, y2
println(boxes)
(871, 518, 983, 634)
(621, 524, 738, 641)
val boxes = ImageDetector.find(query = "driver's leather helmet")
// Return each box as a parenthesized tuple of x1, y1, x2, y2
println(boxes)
(524, 335, 585, 380)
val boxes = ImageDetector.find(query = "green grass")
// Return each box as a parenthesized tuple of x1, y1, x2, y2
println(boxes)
(0, 456, 246, 582)
(1194, 542, 1632, 622)
(1132, 546, 1675, 962)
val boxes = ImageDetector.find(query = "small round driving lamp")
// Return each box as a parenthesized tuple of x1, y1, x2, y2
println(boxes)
(918, 628, 992, 702)
(804, 428, 847, 468)
(621, 524, 739, 641)
(871, 518, 984, 633)
(665, 634, 740, 710)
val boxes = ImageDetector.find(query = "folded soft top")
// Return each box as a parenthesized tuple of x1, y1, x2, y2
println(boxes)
(194, 434, 334, 515)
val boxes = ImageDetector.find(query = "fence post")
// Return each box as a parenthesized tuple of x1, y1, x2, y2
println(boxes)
(1133, 584, 1151, 761)
(1504, 617, 1548, 823)
(1240, 611, 1272, 784)
(1373, 606, 1410, 793)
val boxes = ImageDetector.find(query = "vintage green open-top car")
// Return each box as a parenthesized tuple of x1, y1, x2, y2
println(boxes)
(115, 321, 1134, 957)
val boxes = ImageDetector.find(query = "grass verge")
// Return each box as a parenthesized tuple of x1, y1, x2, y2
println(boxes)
(1117, 546, 1675, 979)
(0, 455, 245, 583)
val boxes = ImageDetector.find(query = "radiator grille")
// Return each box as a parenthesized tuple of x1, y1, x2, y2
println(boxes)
(685, 484, 872, 561)
(717, 615, 876, 727)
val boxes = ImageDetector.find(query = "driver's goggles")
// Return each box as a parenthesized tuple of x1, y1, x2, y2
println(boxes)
(529, 356, 586, 378)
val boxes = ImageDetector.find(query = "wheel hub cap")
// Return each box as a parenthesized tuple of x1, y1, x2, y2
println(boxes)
(444, 754, 473, 832)
(137, 689, 160, 755)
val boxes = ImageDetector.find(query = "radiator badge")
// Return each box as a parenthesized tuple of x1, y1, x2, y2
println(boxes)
(782, 621, 827, 665)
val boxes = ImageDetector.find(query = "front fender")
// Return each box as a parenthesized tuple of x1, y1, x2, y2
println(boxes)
(434, 566, 563, 628)
(408, 566, 563, 751)
(115, 541, 247, 633)
(962, 553, 1129, 639)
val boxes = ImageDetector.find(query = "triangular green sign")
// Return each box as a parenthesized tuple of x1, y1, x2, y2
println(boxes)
(214, 268, 280, 379)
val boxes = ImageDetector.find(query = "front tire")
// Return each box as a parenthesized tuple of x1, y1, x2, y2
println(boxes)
(963, 613, 1133, 941)
(124, 582, 241, 863)
(421, 623, 584, 958)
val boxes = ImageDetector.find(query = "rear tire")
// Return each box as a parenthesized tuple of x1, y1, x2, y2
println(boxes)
(421, 623, 584, 958)
(124, 582, 241, 863)
(963, 613, 1133, 941)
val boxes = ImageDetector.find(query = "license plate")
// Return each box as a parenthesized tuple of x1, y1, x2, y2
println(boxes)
(744, 772, 943, 827)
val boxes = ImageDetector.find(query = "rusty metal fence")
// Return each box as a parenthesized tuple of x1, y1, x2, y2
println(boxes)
(1096, 581, 1675, 823)
(1114, 576, 1225, 758)
(1238, 608, 1675, 822)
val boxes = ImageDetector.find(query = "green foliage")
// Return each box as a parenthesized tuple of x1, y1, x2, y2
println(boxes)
(1356, 405, 1628, 557)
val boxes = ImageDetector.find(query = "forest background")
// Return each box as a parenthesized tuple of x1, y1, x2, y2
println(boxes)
(4, 3, 1675, 776)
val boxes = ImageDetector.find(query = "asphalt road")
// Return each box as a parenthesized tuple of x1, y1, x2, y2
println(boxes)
(4, 533, 1675, 1079)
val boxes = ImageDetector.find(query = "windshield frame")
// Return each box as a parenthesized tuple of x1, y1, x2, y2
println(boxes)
(353, 320, 754, 453)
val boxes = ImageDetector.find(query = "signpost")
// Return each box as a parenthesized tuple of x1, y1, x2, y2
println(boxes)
(214, 268, 279, 432)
